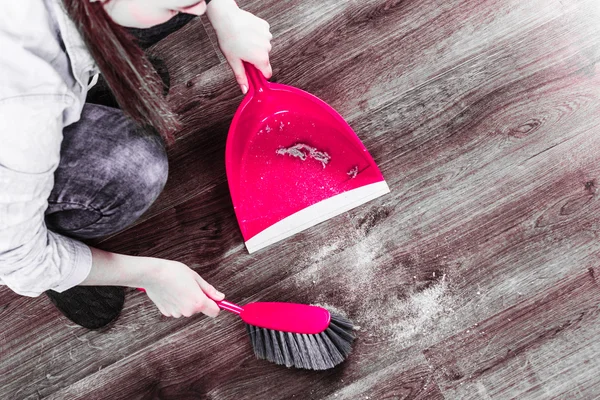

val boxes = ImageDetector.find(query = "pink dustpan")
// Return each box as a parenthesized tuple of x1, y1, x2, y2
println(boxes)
(226, 63, 390, 253)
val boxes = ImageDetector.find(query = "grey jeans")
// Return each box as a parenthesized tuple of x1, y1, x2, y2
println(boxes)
(44, 104, 169, 240)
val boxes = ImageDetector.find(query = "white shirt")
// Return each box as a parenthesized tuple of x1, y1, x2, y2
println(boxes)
(0, 0, 98, 296)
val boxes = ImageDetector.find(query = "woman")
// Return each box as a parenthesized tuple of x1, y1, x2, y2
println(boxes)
(0, 0, 272, 329)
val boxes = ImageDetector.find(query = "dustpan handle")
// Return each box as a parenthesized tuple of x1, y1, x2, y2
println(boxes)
(243, 62, 268, 94)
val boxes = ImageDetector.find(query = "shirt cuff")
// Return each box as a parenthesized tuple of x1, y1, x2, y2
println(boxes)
(49, 237, 93, 293)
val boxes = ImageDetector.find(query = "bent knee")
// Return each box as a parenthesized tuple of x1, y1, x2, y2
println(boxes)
(118, 132, 169, 210)
(98, 129, 169, 229)
(130, 133, 169, 198)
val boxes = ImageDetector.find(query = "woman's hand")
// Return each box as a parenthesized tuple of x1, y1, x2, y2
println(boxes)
(207, 0, 273, 94)
(140, 260, 225, 318)
(84, 248, 224, 318)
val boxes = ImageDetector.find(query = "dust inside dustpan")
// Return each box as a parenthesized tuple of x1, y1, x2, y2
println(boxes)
(226, 64, 390, 253)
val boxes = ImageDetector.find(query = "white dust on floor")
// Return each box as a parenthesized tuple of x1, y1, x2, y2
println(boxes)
(293, 228, 469, 350)
(297, 229, 380, 302)
(311, 302, 349, 319)
(381, 275, 450, 347)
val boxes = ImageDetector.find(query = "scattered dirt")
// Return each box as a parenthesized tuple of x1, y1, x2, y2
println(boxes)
(276, 143, 331, 168)
(347, 166, 359, 179)
(294, 229, 467, 351)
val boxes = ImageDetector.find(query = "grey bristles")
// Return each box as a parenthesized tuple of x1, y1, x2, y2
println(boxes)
(245, 313, 355, 370)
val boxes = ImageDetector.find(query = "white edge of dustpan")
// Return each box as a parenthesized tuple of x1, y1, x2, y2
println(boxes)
(245, 181, 390, 254)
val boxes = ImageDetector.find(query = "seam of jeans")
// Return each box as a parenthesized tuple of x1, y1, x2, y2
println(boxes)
(46, 200, 105, 217)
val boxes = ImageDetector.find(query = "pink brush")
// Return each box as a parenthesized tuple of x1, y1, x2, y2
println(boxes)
(218, 299, 354, 370)
(217, 300, 330, 334)
(139, 288, 354, 370)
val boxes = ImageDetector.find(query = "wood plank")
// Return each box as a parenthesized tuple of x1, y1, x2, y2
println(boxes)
(423, 267, 600, 399)
(108, 0, 600, 232)
(0, 288, 195, 399)
(146, 17, 222, 96)
(34, 134, 600, 398)
(2, 0, 600, 399)
(322, 359, 444, 400)
(49, 343, 444, 400)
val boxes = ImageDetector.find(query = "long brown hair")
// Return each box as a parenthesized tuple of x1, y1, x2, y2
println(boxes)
(62, 0, 179, 143)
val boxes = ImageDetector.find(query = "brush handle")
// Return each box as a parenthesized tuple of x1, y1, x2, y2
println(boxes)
(137, 288, 331, 333)
(217, 300, 244, 315)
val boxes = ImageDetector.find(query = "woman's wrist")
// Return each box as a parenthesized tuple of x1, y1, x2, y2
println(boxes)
(128, 255, 163, 289)
(82, 247, 162, 289)
(206, 0, 238, 23)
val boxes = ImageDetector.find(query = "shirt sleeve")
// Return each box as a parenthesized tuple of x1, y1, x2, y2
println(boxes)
(0, 99, 92, 297)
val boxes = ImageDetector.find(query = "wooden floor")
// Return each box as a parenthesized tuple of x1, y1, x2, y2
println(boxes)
(3, 0, 600, 398)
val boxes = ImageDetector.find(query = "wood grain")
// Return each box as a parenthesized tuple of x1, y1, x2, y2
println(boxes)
(423, 267, 600, 399)
(2, 0, 600, 398)
(146, 17, 221, 91)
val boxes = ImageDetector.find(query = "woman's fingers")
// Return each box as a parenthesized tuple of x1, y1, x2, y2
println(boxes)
(193, 274, 223, 317)
(258, 59, 272, 79)
(157, 304, 170, 317)
(195, 274, 225, 301)
(224, 29, 272, 92)
(227, 56, 249, 94)
(143, 260, 226, 320)
(196, 296, 220, 318)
